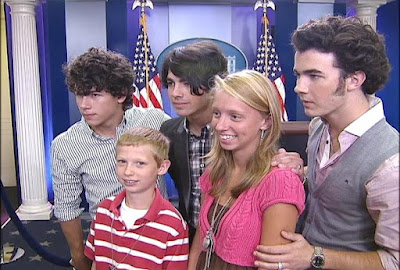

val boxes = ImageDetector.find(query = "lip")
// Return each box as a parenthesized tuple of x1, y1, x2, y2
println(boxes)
(300, 99, 313, 105)
(83, 113, 95, 118)
(172, 102, 189, 109)
(123, 180, 139, 186)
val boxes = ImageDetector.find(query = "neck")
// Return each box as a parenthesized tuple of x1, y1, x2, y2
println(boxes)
(187, 108, 213, 136)
(91, 110, 124, 138)
(325, 93, 370, 139)
(125, 188, 155, 210)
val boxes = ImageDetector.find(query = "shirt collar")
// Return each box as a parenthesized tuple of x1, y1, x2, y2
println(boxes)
(183, 118, 211, 134)
(80, 113, 127, 139)
(109, 188, 165, 224)
(344, 95, 384, 137)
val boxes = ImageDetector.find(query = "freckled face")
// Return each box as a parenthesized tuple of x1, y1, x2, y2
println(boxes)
(116, 145, 161, 196)
(211, 90, 267, 159)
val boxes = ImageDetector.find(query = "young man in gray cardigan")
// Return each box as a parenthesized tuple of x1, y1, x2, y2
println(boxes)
(254, 15, 398, 270)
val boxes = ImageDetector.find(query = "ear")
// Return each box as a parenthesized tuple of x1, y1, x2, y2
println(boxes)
(260, 114, 272, 131)
(157, 160, 171, 176)
(117, 95, 127, 104)
(346, 71, 366, 92)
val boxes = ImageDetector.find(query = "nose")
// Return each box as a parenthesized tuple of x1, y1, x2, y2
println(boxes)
(169, 83, 185, 98)
(77, 95, 91, 109)
(124, 163, 135, 176)
(294, 76, 308, 94)
(213, 115, 228, 132)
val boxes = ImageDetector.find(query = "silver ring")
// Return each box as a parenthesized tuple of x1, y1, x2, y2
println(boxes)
(278, 262, 283, 270)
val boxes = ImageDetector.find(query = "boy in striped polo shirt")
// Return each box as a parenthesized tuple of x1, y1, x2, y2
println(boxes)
(84, 127, 189, 269)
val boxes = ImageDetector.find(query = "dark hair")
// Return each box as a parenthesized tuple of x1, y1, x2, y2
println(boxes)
(62, 47, 134, 110)
(161, 40, 228, 96)
(291, 15, 391, 95)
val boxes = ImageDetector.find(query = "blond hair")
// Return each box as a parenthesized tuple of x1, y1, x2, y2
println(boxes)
(207, 69, 282, 198)
(117, 127, 170, 167)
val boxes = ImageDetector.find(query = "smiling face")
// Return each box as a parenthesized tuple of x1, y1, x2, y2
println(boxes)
(75, 90, 126, 136)
(166, 70, 212, 120)
(211, 90, 269, 159)
(116, 144, 169, 198)
(294, 49, 348, 121)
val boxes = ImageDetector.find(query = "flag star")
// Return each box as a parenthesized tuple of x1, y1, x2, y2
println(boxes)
(271, 72, 276, 77)
(29, 255, 42, 261)
(40, 241, 52, 247)
(46, 229, 57, 234)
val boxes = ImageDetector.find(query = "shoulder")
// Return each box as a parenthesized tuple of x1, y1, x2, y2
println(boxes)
(51, 121, 85, 150)
(157, 199, 188, 232)
(97, 195, 117, 209)
(125, 107, 170, 127)
(126, 107, 169, 119)
(199, 169, 212, 193)
(257, 168, 305, 210)
(258, 168, 304, 195)
(160, 117, 185, 132)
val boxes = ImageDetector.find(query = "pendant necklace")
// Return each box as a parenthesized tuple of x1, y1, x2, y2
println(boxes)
(203, 196, 232, 269)
(108, 218, 146, 270)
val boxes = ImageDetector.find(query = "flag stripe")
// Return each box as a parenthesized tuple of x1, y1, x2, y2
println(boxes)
(132, 22, 163, 109)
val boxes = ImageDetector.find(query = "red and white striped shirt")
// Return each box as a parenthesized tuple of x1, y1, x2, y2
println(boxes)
(85, 188, 189, 269)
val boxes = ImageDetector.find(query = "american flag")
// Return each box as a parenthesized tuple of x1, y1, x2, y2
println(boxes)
(253, 16, 288, 121)
(132, 23, 163, 109)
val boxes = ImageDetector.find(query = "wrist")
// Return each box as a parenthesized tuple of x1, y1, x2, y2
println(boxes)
(310, 246, 325, 269)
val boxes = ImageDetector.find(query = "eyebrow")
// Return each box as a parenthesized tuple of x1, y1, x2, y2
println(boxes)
(166, 76, 187, 83)
(293, 68, 324, 75)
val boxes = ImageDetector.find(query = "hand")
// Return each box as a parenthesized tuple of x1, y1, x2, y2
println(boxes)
(253, 231, 313, 270)
(272, 148, 304, 178)
(70, 254, 91, 270)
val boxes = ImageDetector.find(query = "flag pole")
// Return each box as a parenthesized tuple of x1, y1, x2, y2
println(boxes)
(263, 11, 268, 78)
(140, 7, 150, 107)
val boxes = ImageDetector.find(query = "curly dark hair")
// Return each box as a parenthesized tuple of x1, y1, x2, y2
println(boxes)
(291, 15, 391, 95)
(62, 47, 134, 110)
(161, 40, 228, 96)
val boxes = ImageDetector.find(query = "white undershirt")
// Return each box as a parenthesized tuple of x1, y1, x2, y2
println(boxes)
(120, 199, 148, 230)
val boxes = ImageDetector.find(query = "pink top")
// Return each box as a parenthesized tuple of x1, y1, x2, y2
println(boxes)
(199, 168, 305, 267)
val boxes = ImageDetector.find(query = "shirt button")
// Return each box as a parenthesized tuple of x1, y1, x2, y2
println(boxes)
(326, 140, 329, 144)
(200, 164, 205, 168)
(201, 139, 205, 143)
